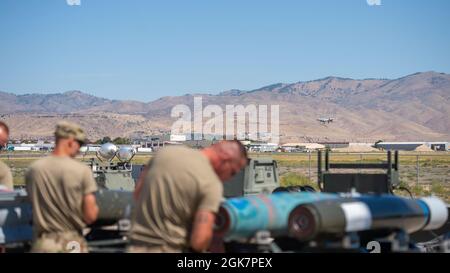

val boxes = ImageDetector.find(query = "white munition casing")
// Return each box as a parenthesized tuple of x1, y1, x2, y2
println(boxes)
(420, 197, 448, 230)
(340, 202, 372, 232)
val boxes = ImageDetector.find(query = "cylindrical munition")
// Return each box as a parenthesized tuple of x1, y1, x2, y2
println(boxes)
(0, 190, 33, 244)
(288, 199, 378, 241)
(288, 195, 448, 241)
(1, 189, 134, 244)
(354, 195, 447, 232)
(416, 197, 448, 230)
(215, 192, 338, 240)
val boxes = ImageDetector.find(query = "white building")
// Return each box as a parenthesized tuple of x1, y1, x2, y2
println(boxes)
(248, 142, 279, 152)
(375, 142, 449, 151)
(170, 134, 187, 142)
(136, 147, 153, 153)
(281, 143, 326, 152)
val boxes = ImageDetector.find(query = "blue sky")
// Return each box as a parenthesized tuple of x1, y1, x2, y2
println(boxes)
(0, 0, 449, 101)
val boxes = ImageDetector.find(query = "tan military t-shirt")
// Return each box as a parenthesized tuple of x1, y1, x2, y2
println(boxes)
(0, 160, 13, 190)
(130, 146, 223, 249)
(25, 155, 98, 236)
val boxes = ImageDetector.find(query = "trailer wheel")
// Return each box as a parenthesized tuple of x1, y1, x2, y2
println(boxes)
(302, 185, 316, 192)
(272, 186, 288, 193)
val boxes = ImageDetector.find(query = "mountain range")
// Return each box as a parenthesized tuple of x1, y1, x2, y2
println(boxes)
(1, 71, 449, 142)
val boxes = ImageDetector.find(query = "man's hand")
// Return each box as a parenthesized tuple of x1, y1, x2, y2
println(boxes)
(190, 210, 216, 252)
(83, 193, 99, 225)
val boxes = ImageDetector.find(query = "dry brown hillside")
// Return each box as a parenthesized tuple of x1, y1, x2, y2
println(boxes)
(1, 71, 449, 142)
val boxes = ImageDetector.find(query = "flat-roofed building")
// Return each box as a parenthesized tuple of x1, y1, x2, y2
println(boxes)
(375, 141, 449, 151)
(281, 143, 325, 152)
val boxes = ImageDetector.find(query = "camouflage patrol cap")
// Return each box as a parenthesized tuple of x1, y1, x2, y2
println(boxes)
(55, 121, 87, 145)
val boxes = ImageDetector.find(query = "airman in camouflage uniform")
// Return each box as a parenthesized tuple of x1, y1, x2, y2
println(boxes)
(26, 121, 99, 253)
(0, 121, 13, 191)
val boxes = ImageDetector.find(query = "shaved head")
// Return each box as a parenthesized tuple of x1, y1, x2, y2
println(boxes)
(202, 140, 249, 182)
(211, 140, 247, 162)
(0, 121, 9, 148)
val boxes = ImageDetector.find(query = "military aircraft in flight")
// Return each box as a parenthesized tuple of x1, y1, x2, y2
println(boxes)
(317, 117, 334, 124)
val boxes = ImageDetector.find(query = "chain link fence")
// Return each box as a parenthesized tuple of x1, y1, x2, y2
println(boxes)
(252, 152, 450, 201)
(2, 151, 450, 201)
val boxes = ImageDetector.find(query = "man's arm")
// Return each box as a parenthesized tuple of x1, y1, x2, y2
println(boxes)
(190, 210, 216, 252)
(83, 193, 99, 225)
(82, 166, 99, 225)
(0, 163, 13, 190)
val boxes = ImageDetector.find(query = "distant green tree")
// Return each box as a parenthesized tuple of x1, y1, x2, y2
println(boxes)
(280, 173, 316, 189)
(100, 136, 112, 144)
(112, 137, 131, 145)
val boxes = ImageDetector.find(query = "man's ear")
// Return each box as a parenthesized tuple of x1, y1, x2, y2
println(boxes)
(67, 138, 77, 150)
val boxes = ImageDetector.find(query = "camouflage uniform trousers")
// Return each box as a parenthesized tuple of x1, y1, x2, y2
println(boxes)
(126, 243, 182, 253)
(31, 231, 88, 253)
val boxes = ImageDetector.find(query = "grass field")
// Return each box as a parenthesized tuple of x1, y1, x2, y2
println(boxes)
(2, 151, 449, 201)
